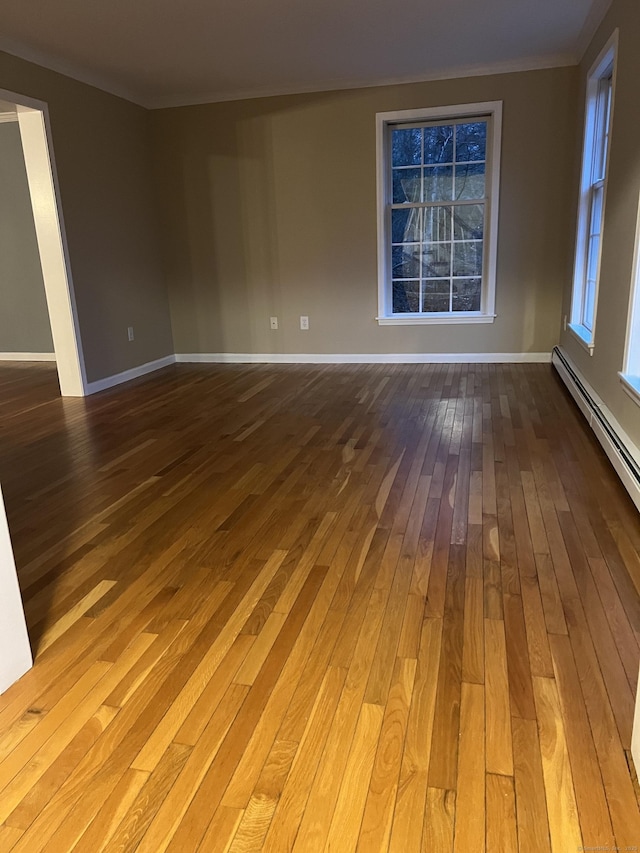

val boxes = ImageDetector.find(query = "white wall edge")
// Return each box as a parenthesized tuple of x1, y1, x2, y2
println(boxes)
(0, 484, 32, 695)
(84, 355, 176, 395)
(176, 352, 552, 364)
(0, 353, 56, 362)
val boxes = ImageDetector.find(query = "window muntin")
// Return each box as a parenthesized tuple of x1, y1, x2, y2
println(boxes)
(376, 103, 501, 325)
(570, 35, 616, 349)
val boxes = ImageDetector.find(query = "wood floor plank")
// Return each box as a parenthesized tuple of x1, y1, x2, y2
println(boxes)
(512, 684, 552, 853)
(462, 577, 484, 684)
(427, 545, 465, 791)
(486, 773, 518, 853)
(484, 618, 513, 777)
(6, 704, 120, 831)
(72, 767, 149, 852)
(548, 632, 615, 847)
(388, 616, 443, 853)
(104, 741, 193, 853)
(0, 825, 23, 851)
(221, 566, 329, 809)
(520, 574, 554, 678)
(226, 740, 297, 852)
(198, 807, 244, 853)
(0, 639, 158, 827)
(263, 666, 347, 852)
(532, 676, 582, 853)
(422, 787, 455, 853)
(503, 593, 537, 720)
(130, 550, 288, 773)
(323, 702, 385, 851)
(535, 553, 568, 636)
(358, 657, 416, 851)
(453, 681, 485, 853)
(291, 586, 390, 852)
(135, 684, 249, 852)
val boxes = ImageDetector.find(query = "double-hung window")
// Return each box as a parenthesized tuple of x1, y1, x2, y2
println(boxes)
(376, 102, 502, 324)
(570, 34, 617, 351)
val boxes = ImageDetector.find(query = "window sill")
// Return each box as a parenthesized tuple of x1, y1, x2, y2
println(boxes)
(377, 313, 496, 326)
(619, 373, 640, 407)
(567, 323, 595, 355)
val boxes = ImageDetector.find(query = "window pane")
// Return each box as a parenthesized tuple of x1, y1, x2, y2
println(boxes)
(423, 166, 453, 202)
(392, 245, 420, 278)
(593, 79, 612, 181)
(423, 125, 454, 164)
(453, 241, 483, 277)
(393, 280, 420, 312)
(586, 233, 600, 283)
(393, 168, 421, 203)
(392, 128, 421, 166)
(422, 243, 451, 278)
(455, 122, 487, 163)
(422, 206, 451, 243)
(453, 204, 484, 240)
(583, 278, 596, 330)
(422, 280, 451, 312)
(455, 163, 485, 200)
(453, 278, 482, 311)
(589, 185, 604, 234)
(392, 208, 421, 243)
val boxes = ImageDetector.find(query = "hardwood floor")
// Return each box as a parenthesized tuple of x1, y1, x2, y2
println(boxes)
(0, 359, 639, 851)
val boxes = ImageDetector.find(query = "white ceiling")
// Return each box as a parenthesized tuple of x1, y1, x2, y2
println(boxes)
(0, 0, 610, 109)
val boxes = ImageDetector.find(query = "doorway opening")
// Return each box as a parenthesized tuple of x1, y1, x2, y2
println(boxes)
(0, 89, 86, 397)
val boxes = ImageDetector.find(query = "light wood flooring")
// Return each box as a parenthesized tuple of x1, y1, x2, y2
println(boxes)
(0, 360, 639, 851)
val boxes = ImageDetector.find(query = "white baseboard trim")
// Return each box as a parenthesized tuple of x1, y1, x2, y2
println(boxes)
(0, 352, 56, 362)
(62, 350, 554, 396)
(85, 355, 176, 395)
(175, 351, 552, 365)
(552, 347, 640, 513)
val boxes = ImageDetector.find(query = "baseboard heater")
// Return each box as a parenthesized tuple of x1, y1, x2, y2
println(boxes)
(552, 346, 640, 513)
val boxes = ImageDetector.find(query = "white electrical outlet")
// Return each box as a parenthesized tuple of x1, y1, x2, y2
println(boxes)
(300, 315, 309, 330)
(270, 316, 278, 330)
(127, 326, 134, 341)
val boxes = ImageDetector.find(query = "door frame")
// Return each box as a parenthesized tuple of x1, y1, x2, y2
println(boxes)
(0, 87, 87, 396)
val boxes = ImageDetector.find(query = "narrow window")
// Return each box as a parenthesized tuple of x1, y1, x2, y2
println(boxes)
(569, 35, 617, 351)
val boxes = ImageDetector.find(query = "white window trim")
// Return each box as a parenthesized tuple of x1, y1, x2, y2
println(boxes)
(569, 30, 618, 354)
(376, 101, 502, 325)
(620, 192, 640, 408)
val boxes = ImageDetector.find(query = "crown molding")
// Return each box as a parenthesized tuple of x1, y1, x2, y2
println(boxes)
(576, 0, 614, 60)
(0, 38, 146, 106)
(147, 53, 578, 109)
(0, 34, 579, 113)
(0, 112, 17, 123)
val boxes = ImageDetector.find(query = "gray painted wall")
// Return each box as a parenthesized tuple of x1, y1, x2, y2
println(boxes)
(0, 120, 53, 353)
(0, 50, 175, 382)
(152, 67, 577, 358)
